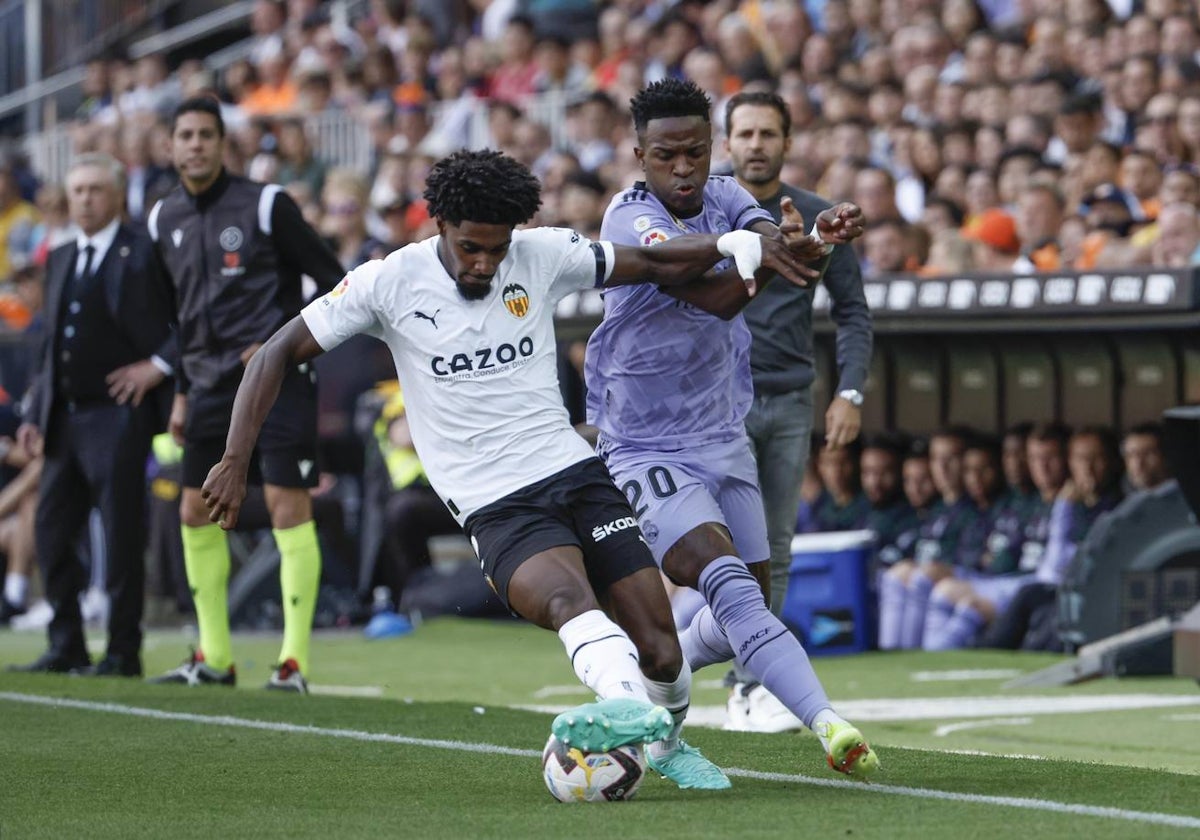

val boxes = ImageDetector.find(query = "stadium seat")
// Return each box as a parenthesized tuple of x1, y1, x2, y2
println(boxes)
(1055, 338, 1117, 429)
(946, 340, 1000, 433)
(1000, 340, 1057, 429)
(1116, 336, 1179, 427)
(890, 340, 945, 435)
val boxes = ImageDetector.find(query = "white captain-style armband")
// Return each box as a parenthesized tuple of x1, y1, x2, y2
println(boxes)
(716, 229, 763, 281)
(808, 221, 836, 256)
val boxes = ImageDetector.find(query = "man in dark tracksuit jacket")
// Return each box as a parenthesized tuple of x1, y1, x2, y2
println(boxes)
(722, 91, 873, 715)
(147, 97, 344, 692)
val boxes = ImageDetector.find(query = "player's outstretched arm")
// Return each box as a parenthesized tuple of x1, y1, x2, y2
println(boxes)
(605, 230, 820, 293)
(201, 316, 325, 529)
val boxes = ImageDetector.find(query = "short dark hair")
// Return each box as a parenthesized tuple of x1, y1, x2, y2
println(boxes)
(1029, 422, 1072, 448)
(630, 78, 711, 134)
(725, 91, 792, 138)
(171, 96, 225, 137)
(861, 432, 908, 461)
(423, 149, 542, 227)
(1125, 421, 1164, 444)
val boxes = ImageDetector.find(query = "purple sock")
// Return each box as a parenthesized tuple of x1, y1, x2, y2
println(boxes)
(922, 593, 957, 650)
(678, 604, 733, 670)
(877, 572, 907, 650)
(699, 556, 831, 728)
(899, 573, 934, 649)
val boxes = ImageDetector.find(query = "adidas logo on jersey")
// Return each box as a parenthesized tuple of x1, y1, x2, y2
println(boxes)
(591, 516, 638, 542)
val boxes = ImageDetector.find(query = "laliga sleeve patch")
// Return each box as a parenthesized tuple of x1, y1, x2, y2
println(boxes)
(642, 229, 670, 246)
(633, 215, 652, 232)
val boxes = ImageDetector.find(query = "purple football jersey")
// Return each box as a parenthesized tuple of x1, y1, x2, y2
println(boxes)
(585, 176, 773, 447)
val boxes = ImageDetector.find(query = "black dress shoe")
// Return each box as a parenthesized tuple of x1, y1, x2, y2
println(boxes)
(78, 655, 143, 677)
(7, 650, 91, 673)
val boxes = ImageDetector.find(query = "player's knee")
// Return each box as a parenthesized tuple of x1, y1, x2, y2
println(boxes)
(265, 486, 312, 529)
(179, 489, 210, 528)
(931, 578, 964, 603)
(541, 585, 599, 630)
(887, 561, 915, 584)
(637, 632, 684, 682)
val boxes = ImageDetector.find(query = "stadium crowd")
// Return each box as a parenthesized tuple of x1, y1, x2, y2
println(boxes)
(0, 0, 1194, 659)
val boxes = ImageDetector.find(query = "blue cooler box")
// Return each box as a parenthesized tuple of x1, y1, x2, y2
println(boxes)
(780, 530, 875, 656)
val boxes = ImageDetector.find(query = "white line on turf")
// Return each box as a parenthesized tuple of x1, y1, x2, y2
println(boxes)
(1164, 713, 1200, 721)
(531, 684, 592, 699)
(2, 691, 1198, 831)
(921, 747, 1051, 761)
(933, 717, 1034, 737)
(307, 685, 384, 698)
(910, 669, 1025, 682)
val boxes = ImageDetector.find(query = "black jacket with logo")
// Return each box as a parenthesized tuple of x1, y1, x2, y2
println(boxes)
(148, 171, 344, 394)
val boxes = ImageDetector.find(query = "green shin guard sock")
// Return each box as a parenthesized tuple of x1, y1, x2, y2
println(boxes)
(181, 523, 234, 671)
(274, 520, 322, 674)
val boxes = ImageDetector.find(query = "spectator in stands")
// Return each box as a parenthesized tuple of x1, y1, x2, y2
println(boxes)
(1012, 183, 1065, 272)
(800, 442, 870, 534)
(276, 118, 327, 198)
(1137, 93, 1183, 166)
(30, 184, 75, 267)
(963, 208, 1021, 271)
(860, 434, 920, 570)
(1121, 148, 1164, 220)
(922, 229, 976, 275)
(321, 168, 372, 269)
(1001, 422, 1035, 501)
(250, 0, 288, 67)
(0, 165, 39, 284)
(983, 425, 1124, 652)
(121, 119, 178, 223)
(878, 427, 973, 650)
(242, 42, 298, 116)
(489, 15, 541, 105)
(1150, 201, 1200, 266)
(862, 218, 912, 278)
(1077, 182, 1142, 268)
(1121, 422, 1170, 492)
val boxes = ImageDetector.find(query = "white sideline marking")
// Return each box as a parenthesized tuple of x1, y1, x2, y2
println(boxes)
(308, 685, 384, 698)
(923, 747, 1051, 761)
(911, 669, 1024, 682)
(1164, 713, 1200, 721)
(934, 717, 1033, 737)
(531, 684, 592, 699)
(2, 691, 1198, 831)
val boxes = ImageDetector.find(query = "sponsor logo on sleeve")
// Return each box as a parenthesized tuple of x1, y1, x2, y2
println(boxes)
(642, 229, 670, 246)
(633, 215, 652, 232)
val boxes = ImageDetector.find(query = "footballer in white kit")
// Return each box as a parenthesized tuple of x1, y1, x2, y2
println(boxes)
(199, 149, 821, 790)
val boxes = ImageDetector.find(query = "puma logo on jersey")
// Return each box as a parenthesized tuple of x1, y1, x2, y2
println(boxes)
(414, 309, 440, 329)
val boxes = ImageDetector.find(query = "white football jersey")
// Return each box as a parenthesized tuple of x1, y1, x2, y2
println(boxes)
(302, 227, 613, 523)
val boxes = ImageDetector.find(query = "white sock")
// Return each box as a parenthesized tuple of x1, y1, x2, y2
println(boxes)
(4, 572, 29, 607)
(557, 610, 649, 702)
(811, 707, 850, 753)
(644, 665, 690, 759)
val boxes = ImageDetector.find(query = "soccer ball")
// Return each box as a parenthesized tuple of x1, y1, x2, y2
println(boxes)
(541, 734, 646, 803)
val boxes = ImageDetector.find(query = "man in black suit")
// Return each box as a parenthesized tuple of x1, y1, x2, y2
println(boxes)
(9, 153, 174, 676)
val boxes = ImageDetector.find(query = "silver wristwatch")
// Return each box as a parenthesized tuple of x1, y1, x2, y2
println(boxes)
(837, 389, 864, 407)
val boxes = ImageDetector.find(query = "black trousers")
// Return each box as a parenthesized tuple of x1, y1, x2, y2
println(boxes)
(980, 582, 1058, 650)
(37, 401, 155, 661)
(379, 485, 461, 604)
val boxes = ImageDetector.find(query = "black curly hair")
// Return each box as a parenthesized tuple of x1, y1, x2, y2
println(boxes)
(423, 149, 542, 226)
(629, 78, 711, 134)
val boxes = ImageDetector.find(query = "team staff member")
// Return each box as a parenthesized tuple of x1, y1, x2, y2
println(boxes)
(722, 91, 873, 721)
(726, 91, 873, 616)
(148, 97, 344, 693)
(9, 153, 175, 677)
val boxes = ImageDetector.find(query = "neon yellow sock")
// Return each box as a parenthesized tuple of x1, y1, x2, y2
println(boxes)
(181, 523, 233, 671)
(275, 520, 322, 674)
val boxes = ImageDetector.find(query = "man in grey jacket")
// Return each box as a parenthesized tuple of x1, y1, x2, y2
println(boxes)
(724, 91, 873, 726)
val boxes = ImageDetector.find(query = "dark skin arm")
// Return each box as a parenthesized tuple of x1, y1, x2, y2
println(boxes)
(663, 200, 866, 319)
(201, 317, 323, 528)
(605, 227, 821, 291)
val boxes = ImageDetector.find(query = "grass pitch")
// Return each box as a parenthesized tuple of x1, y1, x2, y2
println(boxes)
(1, 619, 1197, 839)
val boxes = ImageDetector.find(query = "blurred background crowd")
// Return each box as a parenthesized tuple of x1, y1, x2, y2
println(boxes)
(0, 0, 1195, 652)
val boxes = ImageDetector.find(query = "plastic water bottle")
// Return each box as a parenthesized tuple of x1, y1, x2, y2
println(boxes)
(364, 586, 414, 640)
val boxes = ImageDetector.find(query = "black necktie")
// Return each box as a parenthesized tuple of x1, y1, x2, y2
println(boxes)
(78, 243, 95, 284)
